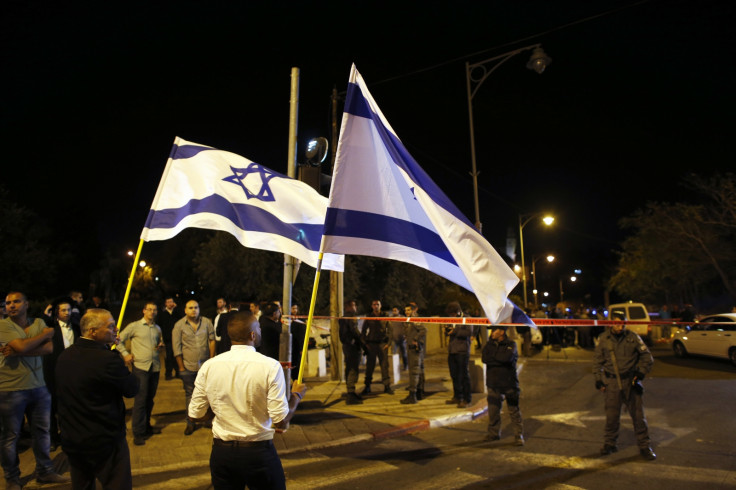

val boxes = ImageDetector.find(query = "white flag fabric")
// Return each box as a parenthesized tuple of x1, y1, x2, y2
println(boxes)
(321, 65, 518, 322)
(142, 137, 344, 272)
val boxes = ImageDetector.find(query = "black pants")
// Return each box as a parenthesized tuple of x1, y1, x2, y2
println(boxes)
(448, 353, 471, 402)
(67, 437, 132, 490)
(164, 343, 178, 378)
(210, 440, 285, 490)
(364, 342, 390, 387)
(132, 367, 159, 437)
(343, 346, 361, 393)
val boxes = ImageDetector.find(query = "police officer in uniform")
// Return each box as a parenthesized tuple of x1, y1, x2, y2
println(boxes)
(593, 311, 656, 460)
(400, 303, 426, 404)
(482, 325, 524, 445)
(360, 300, 393, 395)
(339, 300, 364, 405)
(444, 301, 473, 408)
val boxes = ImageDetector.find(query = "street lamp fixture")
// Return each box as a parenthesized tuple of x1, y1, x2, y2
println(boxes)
(526, 47, 553, 74)
(518, 213, 555, 308)
(466, 43, 552, 233)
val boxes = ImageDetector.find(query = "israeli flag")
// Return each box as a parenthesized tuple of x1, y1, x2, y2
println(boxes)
(321, 65, 518, 323)
(142, 137, 344, 272)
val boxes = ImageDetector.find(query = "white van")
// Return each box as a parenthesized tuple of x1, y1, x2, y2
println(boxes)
(607, 302, 652, 344)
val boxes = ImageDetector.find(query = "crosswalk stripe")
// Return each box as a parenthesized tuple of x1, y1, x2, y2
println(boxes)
(285, 459, 397, 489)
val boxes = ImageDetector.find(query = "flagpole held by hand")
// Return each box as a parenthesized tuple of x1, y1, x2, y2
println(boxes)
(297, 253, 323, 384)
(115, 239, 145, 343)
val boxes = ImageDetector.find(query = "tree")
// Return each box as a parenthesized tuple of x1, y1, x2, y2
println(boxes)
(0, 187, 58, 297)
(610, 173, 736, 308)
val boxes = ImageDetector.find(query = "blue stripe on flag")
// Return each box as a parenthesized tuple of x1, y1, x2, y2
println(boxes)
(172, 143, 213, 160)
(324, 208, 458, 265)
(144, 194, 324, 251)
(343, 82, 474, 229)
(510, 302, 534, 325)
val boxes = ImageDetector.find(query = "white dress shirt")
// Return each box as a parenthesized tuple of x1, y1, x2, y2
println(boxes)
(189, 345, 288, 441)
(58, 320, 75, 349)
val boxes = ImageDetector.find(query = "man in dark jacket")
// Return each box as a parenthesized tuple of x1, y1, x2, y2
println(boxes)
(56, 308, 139, 489)
(339, 300, 363, 405)
(257, 302, 282, 361)
(159, 296, 183, 380)
(42, 298, 81, 450)
(445, 301, 473, 408)
(593, 312, 655, 460)
(482, 326, 524, 446)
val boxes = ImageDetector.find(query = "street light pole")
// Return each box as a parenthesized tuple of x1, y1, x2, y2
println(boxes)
(532, 254, 555, 308)
(466, 44, 551, 234)
(519, 213, 555, 308)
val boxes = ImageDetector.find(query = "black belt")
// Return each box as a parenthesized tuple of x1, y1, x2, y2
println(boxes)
(213, 438, 272, 448)
(604, 371, 633, 379)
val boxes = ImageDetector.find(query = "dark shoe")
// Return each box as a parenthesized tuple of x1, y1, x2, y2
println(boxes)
(457, 401, 468, 408)
(146, 425, 162, 435)
(384, 385, 394, 395)
(600, 444, 618, 456)
(640, 447, 657, 461)
(515, 435, 525, 446)
(37, 472, 71, 484)
(346, 393, 364, 405)
(6, 479, 22, 490)
(360, 386, 371, 396)
(400, 392, 418, 404)
(133, 436, 146, 446)
(446, 398, 460, 405)
(484, 433, 500, 442)
(184, 422, 195, 435)
(165, 375, 173, 380)
(416, 389, 424, 401)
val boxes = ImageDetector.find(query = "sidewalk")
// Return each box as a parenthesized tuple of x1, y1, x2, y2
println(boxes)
(17, 344, 595, 488)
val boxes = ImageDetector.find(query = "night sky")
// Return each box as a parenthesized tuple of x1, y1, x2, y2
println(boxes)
(3, 0, 734, 304)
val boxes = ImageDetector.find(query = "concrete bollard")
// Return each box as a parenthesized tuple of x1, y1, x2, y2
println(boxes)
(307, 349, 327, 377)
(469, 359, 487, 394)
(390, 353, 401, 384)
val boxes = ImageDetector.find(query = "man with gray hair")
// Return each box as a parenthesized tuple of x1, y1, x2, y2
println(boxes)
(56, 308, 139, 489)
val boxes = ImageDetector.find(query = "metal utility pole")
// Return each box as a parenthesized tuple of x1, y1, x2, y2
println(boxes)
(281, 67, 299, 383)
(329, 86, 343, 381)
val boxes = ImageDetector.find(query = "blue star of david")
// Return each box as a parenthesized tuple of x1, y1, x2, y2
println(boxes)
(222, 163, 277, 201)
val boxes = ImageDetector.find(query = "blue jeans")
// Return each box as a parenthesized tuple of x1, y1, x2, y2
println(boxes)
(179, 369, 197, 420)
(0, 387, 54, 481)
(132, 367, 160, 437)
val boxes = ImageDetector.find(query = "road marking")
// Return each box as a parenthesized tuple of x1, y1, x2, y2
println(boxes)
(418, 469, 487, 489)
(529, 407, 696, 446)
(464, 448, 736, 486)
(285, 458, 398, 489)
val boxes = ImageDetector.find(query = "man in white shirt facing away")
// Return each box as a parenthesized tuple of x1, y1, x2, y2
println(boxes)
(189, 311, 307, 489)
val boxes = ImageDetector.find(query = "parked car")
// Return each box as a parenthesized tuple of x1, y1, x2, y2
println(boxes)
(607, 302, 652, 344)
(672, 313, 736, 366)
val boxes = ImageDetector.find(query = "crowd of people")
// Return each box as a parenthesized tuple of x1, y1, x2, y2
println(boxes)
(0, 291, 307, 489)
(0, 290, 662, 488)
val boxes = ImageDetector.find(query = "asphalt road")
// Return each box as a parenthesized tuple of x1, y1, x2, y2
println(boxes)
(282, 345, 736, 489)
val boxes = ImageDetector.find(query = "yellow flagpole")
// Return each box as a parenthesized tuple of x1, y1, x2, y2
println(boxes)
(116, 239, 145, 335)
(297, 252, 323, 384)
